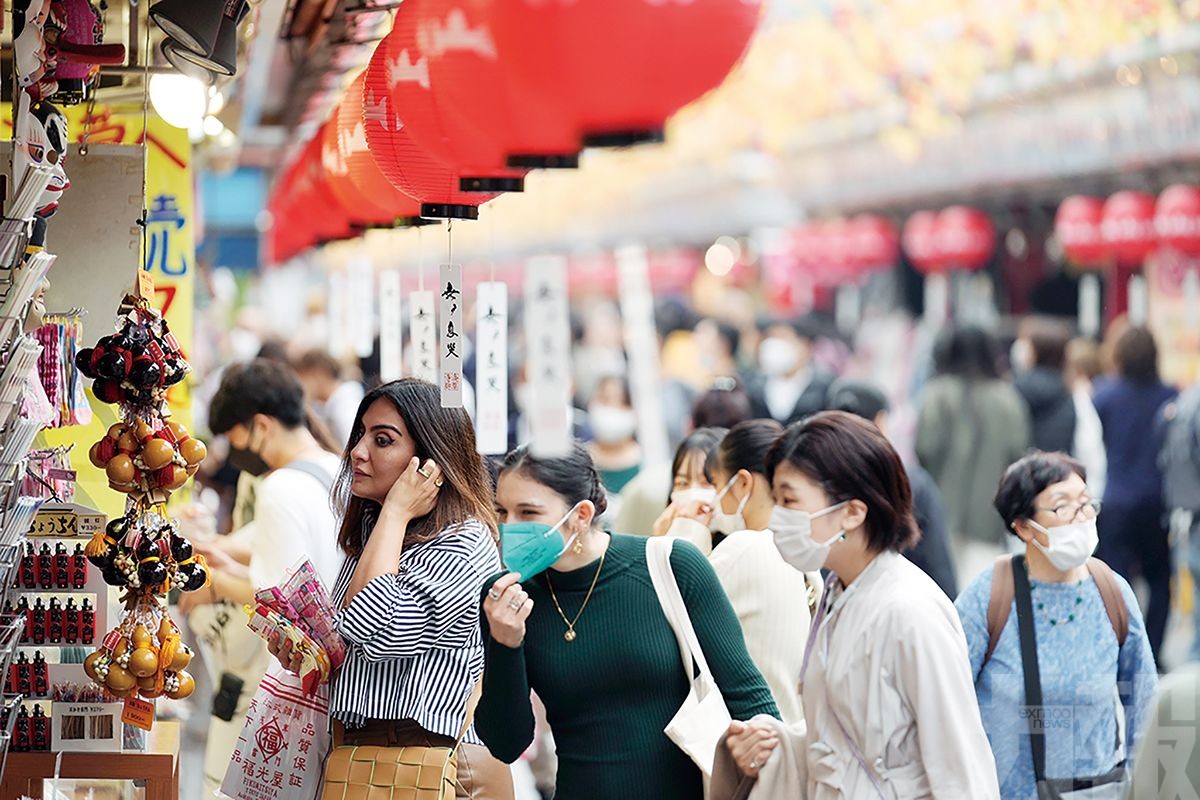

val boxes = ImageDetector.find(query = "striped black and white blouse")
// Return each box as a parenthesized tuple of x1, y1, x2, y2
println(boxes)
(330, 514, 501, 744)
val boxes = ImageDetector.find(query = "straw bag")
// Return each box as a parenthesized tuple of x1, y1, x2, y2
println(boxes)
(320, 684, 480, 800)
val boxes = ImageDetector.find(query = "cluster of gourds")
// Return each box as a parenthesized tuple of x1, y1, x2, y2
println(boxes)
(78, 293, 208, 709)
(84, 615, 194, 701)
(88, 419, 206, 496)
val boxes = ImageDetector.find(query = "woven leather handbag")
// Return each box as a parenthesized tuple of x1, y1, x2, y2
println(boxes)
(320, 683, 480, 800)
(320, 742, 459, 800)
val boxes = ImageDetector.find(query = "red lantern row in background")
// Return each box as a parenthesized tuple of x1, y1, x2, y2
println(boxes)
(901, 206, 996, 274)
(1055, 185, 1200, 267)
(790, 214, 900, 286)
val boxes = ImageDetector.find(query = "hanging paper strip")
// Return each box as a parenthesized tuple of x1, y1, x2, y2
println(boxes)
(409, 290, 438, 384)
(615, 246, 670, 468)
(379, 271, 403, 382)
(328, 272, 349, 358)
(524, 256, 572, 457)
(475, 282, 508, 455)
(439, 263, 465, 408)
(350, 259, 375, 359)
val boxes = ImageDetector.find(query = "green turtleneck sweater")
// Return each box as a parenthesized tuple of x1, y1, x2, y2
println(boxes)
(476, 534, 779, 800)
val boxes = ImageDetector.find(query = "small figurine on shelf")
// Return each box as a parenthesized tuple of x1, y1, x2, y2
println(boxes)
(20, 543, 36, 589)
(32, 651, 48, 696)
(80, 597, 95, 644)
(31, 703, 49, 751)
(13, 706, 31, 752)
(72, 542, 87, 588)
(31, 598, 47, 645)
(16, 596, 32, 643)
(54, 541, 69, 587)
(64, 597, 79, 643)
(15, 652, 32, 695)
(36, 542, 53, 589)
(48, 597, 63, 643)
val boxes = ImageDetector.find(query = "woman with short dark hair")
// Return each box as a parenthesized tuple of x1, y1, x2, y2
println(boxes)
(730, 411, 999, 798)
(956, 451, 1157, 800)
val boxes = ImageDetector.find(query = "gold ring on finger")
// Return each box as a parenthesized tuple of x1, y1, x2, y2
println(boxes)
(417, 467, 432, 479)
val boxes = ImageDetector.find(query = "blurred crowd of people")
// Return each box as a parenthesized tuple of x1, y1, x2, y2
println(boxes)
(176, 287, 1200, 799)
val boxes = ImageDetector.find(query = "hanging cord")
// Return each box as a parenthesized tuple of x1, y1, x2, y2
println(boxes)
(417, 227, 425, 292)
(136, 11, 152, 285)
(488, 210, 496, 283)
(446, 219, 453, 266)
(79, 1, 111, 157)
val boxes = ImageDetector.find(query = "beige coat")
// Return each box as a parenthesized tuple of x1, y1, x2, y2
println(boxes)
(800, 551, 1000, 799)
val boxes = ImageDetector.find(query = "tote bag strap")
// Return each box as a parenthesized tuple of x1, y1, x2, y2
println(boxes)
(646, 537, 715, 683)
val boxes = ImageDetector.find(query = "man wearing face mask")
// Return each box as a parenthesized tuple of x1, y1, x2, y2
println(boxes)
(955, 452, 1157, 800)
(181, 359, 344, 796)
(747, 318, 834, 426)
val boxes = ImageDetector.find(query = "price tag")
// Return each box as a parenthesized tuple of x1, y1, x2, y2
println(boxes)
(137, 270, 156, 302)
(78, 514, 105, 538)
(122, 696, 155, 731)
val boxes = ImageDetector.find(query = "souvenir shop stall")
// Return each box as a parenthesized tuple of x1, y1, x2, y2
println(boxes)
(0, 0, 222, 795)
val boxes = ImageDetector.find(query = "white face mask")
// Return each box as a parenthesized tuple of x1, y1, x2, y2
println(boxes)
(770, 502, 848, 572)
(1028, 517, 1099, 572)
(710, 475, 750, 534)
(670, 486, 718, 510)
(759, 337, 801, 377)
(589, 405, 638, 444)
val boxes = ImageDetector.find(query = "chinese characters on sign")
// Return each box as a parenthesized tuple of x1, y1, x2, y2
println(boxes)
(439, 264, 464, 408)
(524, 256, 572, 457)
(409, 290, 438, 384)
(475, 282, 508, 455)
(379, 271, 403, 382)
(145, 194, 189, 277)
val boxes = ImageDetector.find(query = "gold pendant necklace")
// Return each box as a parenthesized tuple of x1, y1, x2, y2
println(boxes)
(546, 546, 607, 643)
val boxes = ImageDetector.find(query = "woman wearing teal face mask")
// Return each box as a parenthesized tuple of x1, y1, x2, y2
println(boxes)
(478, 442, 779, 800)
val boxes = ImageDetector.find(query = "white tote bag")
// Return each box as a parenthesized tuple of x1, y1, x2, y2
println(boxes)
(646, 537, 732, 777)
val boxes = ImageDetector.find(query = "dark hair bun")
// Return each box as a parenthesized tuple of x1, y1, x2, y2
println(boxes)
(588, 466, 609, 518)
(501, 441, 608, 520)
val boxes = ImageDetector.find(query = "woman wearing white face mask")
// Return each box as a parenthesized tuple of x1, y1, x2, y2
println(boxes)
(587, 375, 643, 497)
(726, 411, 1000, 798)
(651, 427, 728, 544)
(955, 452, 1157, 800)
(696, 419, 820, 728)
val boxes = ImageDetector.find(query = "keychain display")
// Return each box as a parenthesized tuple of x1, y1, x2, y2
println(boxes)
(10, 538, 88, 589)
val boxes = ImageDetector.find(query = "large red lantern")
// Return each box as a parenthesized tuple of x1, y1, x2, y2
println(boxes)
(902, 211, 942, 274)
(363, 31, 497, 220)
(1055, 195, 1107, 267)
(294, 135, 354, 244)
(389, 0, 526, 190)
(1155, 184, 1200, 257)
(321, 119, 397, 226)
(485, 0, 764, 151)
(418, 0, 579, 169)
(847, 214, 899, 274)
(335, 72, 424, 226)
(1101, 190, 1156, 265)
(934, 206, 994, 271)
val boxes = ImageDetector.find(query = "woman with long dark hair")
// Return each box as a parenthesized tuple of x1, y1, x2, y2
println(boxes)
(270, 378, 513, 798)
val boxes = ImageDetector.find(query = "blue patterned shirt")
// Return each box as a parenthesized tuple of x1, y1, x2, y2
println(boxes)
(955, 563, 1158, 799)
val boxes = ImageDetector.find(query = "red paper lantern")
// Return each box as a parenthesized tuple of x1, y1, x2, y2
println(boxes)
(1101, 190, 1156, 265)
(419, 0, 579, 169)
(934, 206, 994, 271)
(363, 31, 498, 220)
(294, 135, 354, 244)
(820, 220, 857, 286)
(321, 119, 397, 226)
(1155, 184, 1200, 257)
(335, 72, 424, 226)
(847, 214, 899, 274)
(1054, 195, 1106, 268)
(902, 211, 942, 274)
(389, 0, 526, 190)
(486, 0, 764, 151)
